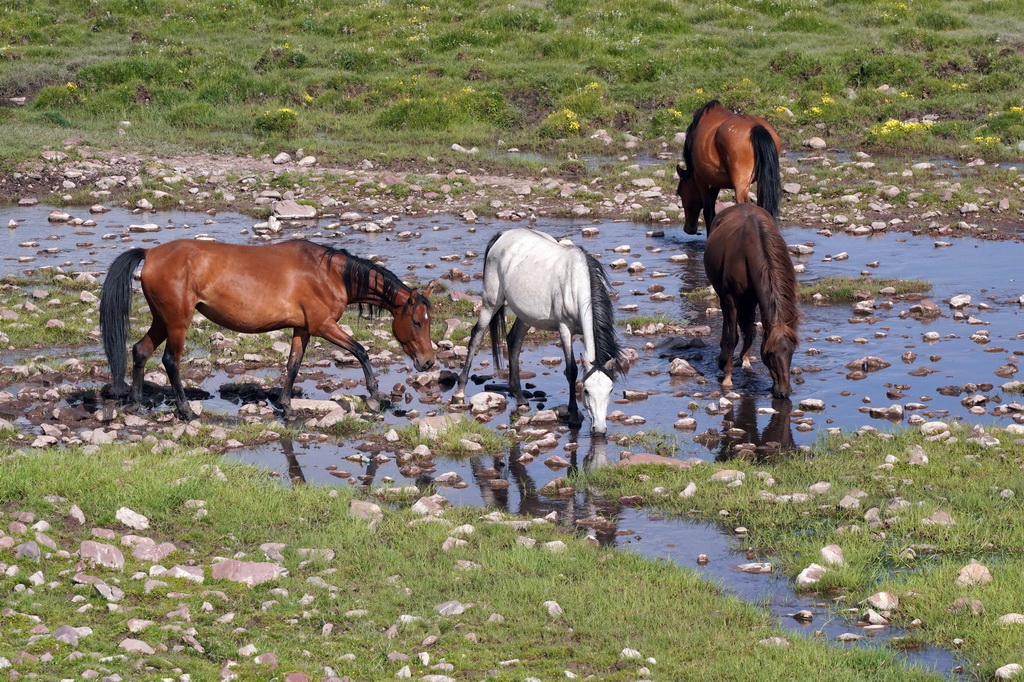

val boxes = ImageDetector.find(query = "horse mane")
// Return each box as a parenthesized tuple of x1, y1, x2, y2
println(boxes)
(754, 220, 800, 348)
(317, 243, 410, 317)
(681, 99, 721, 178)
(581, 249, 627, 377)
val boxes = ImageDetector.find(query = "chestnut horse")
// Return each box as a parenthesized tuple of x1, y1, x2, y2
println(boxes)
(100, 239, 435, 420)
(703, 204, 799, 398)
(676, 100, 782, 236)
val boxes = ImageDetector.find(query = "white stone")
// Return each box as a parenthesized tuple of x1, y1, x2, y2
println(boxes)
(795, 563, 827, 588)
(995, 664, 1023, 680)
(820, 544, 845, 566)
(115, 507, 149, 530)
(863, 591, 899, 610)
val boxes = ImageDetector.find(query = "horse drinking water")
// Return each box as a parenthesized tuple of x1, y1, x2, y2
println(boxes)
(100, 239, 435, 420)
(676, 100, 782, 236)
(703, 204, 799, 399)
(453, 229, 627, 434)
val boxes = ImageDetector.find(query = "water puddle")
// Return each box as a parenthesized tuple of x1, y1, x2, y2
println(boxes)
(7, 203, 1021, 676)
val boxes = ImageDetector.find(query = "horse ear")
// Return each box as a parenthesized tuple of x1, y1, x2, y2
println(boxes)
(676, 162, 686, 178)
(604, 357, 625, 374)
(422, 283, 435, 299)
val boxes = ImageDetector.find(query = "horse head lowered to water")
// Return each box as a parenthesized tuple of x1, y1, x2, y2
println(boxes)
(453, 229, 627, 434)
(100, 239, 434, 420)
(703, 204, 799, 399)
(676, 100, 782, 236)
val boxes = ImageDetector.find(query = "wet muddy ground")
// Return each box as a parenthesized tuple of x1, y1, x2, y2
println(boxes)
(5, 203, 1023, 675)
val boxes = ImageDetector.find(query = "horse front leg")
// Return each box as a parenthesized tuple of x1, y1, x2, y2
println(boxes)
(279, 329, 310, 420)
(316, 323, 384, 408)
(453, 307, 496, 405)
(702, 187, 721, 235)
(718, 296, 738, 390)
(558, 326, 583, 427)
(505, 319, 530, 406)
(162, 325, 196, 421)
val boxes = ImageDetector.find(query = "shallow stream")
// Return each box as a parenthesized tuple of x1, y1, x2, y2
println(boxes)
(5, 202, 1023, 676)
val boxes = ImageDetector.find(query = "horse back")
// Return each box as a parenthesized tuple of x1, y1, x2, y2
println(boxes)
(704, 205, 761, 297)
(485, 229, 588, 330)
(139, 239, 341, 331)
(705, 204, 797, 326)
(142, 239, 323, 288)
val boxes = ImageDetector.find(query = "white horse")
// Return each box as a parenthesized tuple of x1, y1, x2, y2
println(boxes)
(454, 229, 627, 434)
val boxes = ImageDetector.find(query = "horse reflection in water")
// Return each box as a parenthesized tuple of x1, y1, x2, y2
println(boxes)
(468, 436, 622, 545)
(716, 396, 795, 463)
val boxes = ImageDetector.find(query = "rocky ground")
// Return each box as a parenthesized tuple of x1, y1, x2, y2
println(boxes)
(2, 136, 1023, 240)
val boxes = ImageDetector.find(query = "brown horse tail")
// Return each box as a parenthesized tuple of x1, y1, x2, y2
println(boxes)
(755, 218, 800, 346)
(488, 303, 507, 372)
(751, 125, 781, 220)
(99, 248, 148, 395)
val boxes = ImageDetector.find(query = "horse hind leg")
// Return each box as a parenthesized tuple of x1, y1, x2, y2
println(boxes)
(718, 297, 738, 389)
(161, 323, 196, 420)
(129, 321, 167, 409)
(279, 330, 310, 419)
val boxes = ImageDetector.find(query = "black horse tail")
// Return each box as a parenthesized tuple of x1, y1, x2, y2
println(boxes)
(488, 303, 508, 372)
(99, 248, 147, 395)
(751, 125, 781, 219)
(481, 230, 507, 371)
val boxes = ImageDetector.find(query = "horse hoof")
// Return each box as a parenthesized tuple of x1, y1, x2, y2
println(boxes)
(365, 396, 391, 413)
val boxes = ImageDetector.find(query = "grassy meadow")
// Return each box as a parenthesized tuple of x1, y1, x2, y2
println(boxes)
(579, 426, 1024, 678)
(0, 441, 943, 680)
(1, 0, 1023, 168)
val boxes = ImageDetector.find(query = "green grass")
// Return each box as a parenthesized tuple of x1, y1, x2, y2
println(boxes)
(1, 0, 1024, 167)
(798, 277, 933, 303)
(0, 440, 942, 680)
(577, 424, 1024, 677)
(687, 277, 932, 304)
(620, 313, 687, 329)
(614, 429, 680, 457)
(0, 272, 101, 348)
(397, 413, 510, 455)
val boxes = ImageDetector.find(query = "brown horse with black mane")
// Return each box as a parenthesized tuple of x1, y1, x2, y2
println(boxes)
(677, 100, 782, 236)
(100, 239, 435, 420)
(703, 204, 799, 399)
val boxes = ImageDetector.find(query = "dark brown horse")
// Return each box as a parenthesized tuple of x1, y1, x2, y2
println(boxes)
(676, 100, 782, 236)
(703, 204, 799, 398)
(100, 239, 435, 420)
